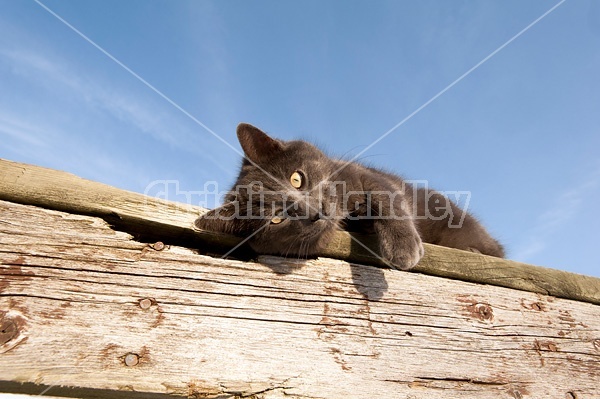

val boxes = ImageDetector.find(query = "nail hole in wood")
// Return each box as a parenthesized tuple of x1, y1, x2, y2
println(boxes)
(124, 353, 139, 367)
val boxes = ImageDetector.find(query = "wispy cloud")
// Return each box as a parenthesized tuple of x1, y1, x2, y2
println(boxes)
(0, 35, 235, 180)
(514, 166, 600, 262)
(0, 115, 47, 147)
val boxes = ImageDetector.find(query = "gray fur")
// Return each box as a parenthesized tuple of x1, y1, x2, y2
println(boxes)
(195, 123, 504, 270)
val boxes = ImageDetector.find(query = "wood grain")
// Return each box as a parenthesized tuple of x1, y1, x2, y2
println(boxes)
(1, 158, 600, 306)
(1, 200, 599, 398)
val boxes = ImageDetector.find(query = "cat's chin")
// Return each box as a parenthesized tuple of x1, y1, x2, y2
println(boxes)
(250, 220, 337, 258)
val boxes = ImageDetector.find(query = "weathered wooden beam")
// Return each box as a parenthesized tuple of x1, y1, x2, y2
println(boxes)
(1, 158, 599, 305)
(1, 200, 599, 398)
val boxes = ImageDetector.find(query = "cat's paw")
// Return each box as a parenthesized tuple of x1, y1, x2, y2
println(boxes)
(193, 209, 221, 231)
(193, 203, 240, 235)
(377, 224, 424, 271)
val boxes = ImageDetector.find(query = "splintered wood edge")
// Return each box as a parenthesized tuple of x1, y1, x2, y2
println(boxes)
(1, 158, 599, 305)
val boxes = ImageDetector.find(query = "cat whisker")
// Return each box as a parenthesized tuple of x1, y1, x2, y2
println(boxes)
(284, 239, 296, 259)
(296, 244, 303, 260)
(303, 239, 310, 261)
(346, 154, 386, 165)
(297, 237, 310, 261)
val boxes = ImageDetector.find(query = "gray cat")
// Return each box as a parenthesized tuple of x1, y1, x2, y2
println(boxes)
(195, 123, 504, 270)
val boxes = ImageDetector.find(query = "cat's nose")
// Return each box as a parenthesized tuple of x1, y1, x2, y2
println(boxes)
(310, 211, 320, 222)
(307, 204, 324, 222)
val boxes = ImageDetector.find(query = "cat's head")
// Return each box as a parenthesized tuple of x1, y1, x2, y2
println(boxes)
(195, 123, 339, 257)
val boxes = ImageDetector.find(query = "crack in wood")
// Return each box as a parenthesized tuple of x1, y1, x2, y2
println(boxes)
(415, 376, 510, 386)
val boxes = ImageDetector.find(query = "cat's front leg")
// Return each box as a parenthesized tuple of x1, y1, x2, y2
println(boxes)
(373, 216, 424, 270)
(359, 182, 424, 270)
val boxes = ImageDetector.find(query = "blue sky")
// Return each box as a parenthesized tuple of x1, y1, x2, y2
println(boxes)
(1, 0, 599, 277)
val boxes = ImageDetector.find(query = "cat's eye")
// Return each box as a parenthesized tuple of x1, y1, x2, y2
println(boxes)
(290, 171, 303, 189)
(271, 216, 284, 224)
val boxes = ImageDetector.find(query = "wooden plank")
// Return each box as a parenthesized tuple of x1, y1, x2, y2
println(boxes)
(1, 158, 599, 305)
(1, 200, 599, 398)
(0, 159, 240, 254)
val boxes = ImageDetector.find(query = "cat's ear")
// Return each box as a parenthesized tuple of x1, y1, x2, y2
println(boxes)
(194, 202, 247, 235)
(237, 123, 283, 164)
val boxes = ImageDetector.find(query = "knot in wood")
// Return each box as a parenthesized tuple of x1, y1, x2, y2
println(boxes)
(0, 318, 18, 346)
(0, 311, 27, 353)
(470, 303, 494, 322)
